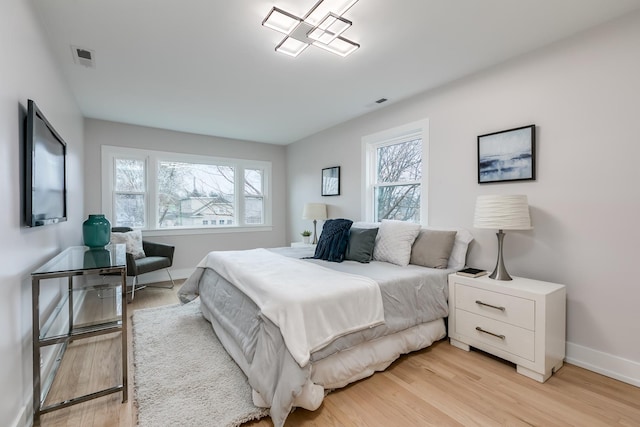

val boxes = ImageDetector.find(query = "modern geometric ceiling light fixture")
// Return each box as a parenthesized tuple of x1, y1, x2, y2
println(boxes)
(262, 0, 360, 57)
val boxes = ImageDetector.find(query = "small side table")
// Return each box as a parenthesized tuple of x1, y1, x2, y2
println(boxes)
(31, 244, 128, 424)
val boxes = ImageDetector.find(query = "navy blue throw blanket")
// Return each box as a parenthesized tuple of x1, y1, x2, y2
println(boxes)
(311, 218, 353, 262)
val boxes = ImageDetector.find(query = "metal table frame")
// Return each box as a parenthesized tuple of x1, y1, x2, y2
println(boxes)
(31, 245, 128, 425)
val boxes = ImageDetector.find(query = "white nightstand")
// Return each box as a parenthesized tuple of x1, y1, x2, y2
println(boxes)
(291, 242, 316, 248)
(448, 273, 566, 383)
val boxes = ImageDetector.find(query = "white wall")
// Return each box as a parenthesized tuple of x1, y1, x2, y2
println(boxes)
(0, 1, 85, 426)
(84, 119, 288, 277)
(287, 12, 640, 384)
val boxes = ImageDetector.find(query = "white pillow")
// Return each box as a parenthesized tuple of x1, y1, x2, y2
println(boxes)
(110, 229, 146, 259)
(373, 220, 422, 266)
(422, 226, 474, 270)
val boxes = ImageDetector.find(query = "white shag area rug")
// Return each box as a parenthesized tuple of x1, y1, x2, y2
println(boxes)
(133, 301, 269, 427)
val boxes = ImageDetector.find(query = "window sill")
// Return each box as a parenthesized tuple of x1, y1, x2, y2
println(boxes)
(142, 225, 273, 237)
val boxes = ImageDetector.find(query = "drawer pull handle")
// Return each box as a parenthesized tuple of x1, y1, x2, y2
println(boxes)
(475, 326, 505, 340)
(475, 300, 505, 312)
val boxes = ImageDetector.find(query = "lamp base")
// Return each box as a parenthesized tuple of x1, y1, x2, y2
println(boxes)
(312, 219, 318, 245)
(489, 230, 513, 281)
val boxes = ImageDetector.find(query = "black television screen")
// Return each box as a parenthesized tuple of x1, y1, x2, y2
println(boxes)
(25, 99, 68, 227)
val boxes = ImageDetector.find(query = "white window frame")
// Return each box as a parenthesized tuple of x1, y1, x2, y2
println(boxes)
(101, 145, 272, 236)
(361, 119, 429, 224)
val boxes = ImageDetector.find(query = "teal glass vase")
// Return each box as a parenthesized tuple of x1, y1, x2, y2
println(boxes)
(83, 214, 111, 248)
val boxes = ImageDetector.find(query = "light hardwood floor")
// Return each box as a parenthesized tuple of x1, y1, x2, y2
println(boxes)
(40, 282, 640, 426)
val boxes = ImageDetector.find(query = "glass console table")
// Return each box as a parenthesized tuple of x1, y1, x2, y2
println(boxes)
(31, 244, 128, 424)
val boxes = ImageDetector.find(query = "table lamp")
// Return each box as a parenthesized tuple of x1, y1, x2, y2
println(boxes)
(302, 203, 327, 244)
(473, 195, 532, 281)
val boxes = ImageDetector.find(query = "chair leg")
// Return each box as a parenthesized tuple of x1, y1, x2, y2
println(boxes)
(125, 276, 149, 303)
(131, 276, 137, 300)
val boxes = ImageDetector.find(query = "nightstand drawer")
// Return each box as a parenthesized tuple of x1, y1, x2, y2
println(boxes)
(455, 283, 535, 330)
(455, 309, 535, 361)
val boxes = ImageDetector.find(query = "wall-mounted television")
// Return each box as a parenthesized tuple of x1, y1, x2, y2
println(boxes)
(25, 99, 68, 227)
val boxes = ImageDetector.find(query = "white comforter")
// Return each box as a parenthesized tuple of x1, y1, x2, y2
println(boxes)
(196, 248, 385, 366)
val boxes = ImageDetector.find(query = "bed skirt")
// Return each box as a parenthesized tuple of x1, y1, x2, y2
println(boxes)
(199, 301, 445, 411)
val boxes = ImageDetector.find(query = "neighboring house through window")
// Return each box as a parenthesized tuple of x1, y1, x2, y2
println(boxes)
(362, 119, 429, 224)
(102, 146, 272, 233)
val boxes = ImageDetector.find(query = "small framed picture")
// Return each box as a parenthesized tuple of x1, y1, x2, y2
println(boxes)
(478, 124, 536, 184)
(322, 166, 340, 196)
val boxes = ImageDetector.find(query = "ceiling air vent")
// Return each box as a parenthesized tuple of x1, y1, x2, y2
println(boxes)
(365, 97, 390, 109)
(71, 45, 95, 68)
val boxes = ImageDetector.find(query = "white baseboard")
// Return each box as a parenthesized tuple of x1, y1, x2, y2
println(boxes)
(566, 341, 640, 387)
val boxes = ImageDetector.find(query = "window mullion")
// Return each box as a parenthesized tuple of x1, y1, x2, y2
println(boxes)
(114, 191, 145, 196)
(146, 155, 155, 230)
(237, 166, 244, 226)
(108, 154, 116, 221)
(364, 143, 376, 221)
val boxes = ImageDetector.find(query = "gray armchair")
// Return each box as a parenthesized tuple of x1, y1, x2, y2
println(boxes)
(112, 227, 175, 299)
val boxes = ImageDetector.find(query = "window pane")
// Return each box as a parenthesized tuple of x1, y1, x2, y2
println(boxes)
(114, 194, 145, 227)
(376, 139, 422, 183)
(115, 159, 145, 192)
(245, 196, 264, 224)
(157, 161, 235, 228)
(244, 169, 263, 196)
(244, 169, 264, 225)
(375, 184, 420, 222)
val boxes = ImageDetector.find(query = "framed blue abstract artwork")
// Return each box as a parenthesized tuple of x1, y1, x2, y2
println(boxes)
(478, 124, 536, 184)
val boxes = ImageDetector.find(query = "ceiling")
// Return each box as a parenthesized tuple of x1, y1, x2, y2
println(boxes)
(33, 0, 640, 145)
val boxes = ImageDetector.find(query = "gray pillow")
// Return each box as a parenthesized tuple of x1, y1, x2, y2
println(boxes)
(409, 229, 457, 268)
(345, 227, 379, 263)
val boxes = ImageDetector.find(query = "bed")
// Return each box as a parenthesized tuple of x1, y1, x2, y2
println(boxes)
(178, 220, 473, 427)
